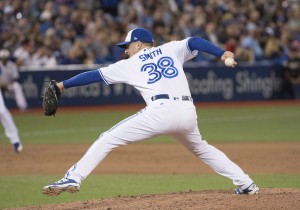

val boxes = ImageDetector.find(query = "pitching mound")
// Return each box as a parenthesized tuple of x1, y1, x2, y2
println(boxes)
(14, 188, 300, 210)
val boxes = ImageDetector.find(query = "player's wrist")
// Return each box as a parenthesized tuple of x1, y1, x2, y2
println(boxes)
(57, 82, 64, 91)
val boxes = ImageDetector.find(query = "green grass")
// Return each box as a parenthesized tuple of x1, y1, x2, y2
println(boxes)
(0, 105, 299, 145)
(0, 174, 299, 209)
(197, 106, 300, 142)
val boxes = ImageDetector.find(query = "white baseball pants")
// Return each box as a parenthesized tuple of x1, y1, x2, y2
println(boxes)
(0, 90, 21, 145)
(66, 99, 253, 189)
(7, 82, 28, 111)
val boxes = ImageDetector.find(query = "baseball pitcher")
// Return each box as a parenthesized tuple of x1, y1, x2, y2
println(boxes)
(42, 28, 259, 196)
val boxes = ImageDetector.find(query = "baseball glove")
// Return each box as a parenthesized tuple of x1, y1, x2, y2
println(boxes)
(42, 80, 61, 116)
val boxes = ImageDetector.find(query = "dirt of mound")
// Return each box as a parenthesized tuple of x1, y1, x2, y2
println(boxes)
(1, 142, 300, 210)
(12, 189, 300, 210)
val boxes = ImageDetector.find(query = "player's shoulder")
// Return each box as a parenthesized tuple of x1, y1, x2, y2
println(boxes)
(162, 38, 189, 46)
(165, 38, 190, 44)
(107, 58, 129, 68)
(109, 57, 140, 71)
(161, 38, 190, 49)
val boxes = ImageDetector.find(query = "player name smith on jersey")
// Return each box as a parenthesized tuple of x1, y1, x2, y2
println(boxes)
(139, 48, 162, 62)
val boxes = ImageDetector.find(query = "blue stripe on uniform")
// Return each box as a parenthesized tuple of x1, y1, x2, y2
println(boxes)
(186, 37, 193, 54)
(98, 69, 110, 85)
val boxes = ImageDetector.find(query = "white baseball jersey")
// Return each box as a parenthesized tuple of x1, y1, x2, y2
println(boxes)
(99, 38, 196, 104)
(64, 38, 254, 191)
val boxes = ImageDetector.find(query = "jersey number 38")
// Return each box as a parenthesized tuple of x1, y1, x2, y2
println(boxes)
(141, 56, 178, 84)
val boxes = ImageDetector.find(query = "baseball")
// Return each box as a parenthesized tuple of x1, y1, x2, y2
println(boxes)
(225, 57, 234, 67)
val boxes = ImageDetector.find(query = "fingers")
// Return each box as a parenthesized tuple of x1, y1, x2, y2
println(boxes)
(228, 59, 238, 68)
(221, 51, 234, 61)
(221, 51, 237, 68)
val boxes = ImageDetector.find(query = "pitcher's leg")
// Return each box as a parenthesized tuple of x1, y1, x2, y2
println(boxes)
(0, 109, 20, 144)
(175, 132, 253, 189)
(0, 91, 21, 145)
(10, 82, 28, 111)
(43, 107, 162, 196)
(65, 110, 158, 183)
(65, 132, 131, 183)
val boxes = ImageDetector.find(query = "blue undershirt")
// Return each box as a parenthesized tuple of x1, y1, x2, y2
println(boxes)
(187, 37, 225, 58)
(62, 37, 225, 89)
(63, 70, 103, 89)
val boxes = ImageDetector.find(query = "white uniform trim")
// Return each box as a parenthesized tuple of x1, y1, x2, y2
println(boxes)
(125, 29, 134, 42)
(97, 69, 109, 85)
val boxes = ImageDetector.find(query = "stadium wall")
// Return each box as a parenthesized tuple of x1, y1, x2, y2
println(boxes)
(4, 63, 284, 108)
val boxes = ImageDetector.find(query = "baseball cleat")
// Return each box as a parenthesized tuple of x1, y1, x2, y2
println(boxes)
(234, 183, 259, 195)
(13, 143, 23, 153)
(42, 178, 80, 196)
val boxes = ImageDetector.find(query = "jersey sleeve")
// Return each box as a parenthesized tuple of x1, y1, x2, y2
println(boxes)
(161, 38, 197, 64)
(98, 60, 129, 85)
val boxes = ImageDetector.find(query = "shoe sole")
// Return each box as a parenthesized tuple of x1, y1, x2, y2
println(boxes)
(250, 189, 259, 195)
(234, 189, 259, 195)
(42, 186, 79, 196)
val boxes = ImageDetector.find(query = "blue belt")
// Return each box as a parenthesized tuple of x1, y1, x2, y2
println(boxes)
(151, 94, 193, 101)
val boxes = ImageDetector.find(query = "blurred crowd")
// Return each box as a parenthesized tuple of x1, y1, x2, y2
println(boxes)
(1, 0, 300, 67)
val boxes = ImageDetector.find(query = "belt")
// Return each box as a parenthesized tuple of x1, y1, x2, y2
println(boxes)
(151, 94, 193, 101)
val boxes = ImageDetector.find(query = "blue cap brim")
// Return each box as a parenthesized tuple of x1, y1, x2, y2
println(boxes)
(116, 41, 131, 48)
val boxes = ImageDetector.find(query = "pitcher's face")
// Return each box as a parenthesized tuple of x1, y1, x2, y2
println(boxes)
(125, 41, 142, 57)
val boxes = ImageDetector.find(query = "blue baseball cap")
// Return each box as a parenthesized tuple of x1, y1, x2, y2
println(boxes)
(116, 28, 154, 48)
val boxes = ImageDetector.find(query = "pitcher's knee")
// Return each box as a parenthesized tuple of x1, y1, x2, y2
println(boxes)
(97, 132, 128, 148)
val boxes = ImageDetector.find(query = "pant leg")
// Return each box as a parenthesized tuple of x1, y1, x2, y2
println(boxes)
(9, 82, 28, 111)
(0, 90, 21, 144)
(173, 129, 253, 189)
(65, 107, 161, 183)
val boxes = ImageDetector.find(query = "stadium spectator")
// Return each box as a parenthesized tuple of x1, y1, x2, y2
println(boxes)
(240, 29, 264, 61)
(0, 0, 299, 65)
(282, 41, 300, 99)
(30, 44, 57, 67)
(13, 39, 34, 67)
(264, 32, 282, 62)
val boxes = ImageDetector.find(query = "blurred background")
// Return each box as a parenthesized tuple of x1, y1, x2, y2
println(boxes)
(1, 0, 300, 109)
(1, 2, 300, 208)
